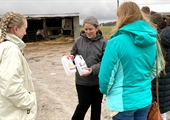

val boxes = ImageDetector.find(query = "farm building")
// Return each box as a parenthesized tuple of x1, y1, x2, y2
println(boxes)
(0, 13, 80, 42)
(161, 12, 170, 16)
(160, 12, 170, 26)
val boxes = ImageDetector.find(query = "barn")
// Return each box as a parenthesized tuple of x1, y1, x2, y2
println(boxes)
(0, 13, 80, 42)
(160, 12, 170, 26)
(161, 12, 170, 16)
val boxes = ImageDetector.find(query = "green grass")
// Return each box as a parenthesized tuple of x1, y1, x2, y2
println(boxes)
(80, 26, 116, 40)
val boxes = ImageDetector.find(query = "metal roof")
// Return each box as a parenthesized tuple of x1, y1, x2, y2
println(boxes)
(0, 13, 79, 19)
(24, 13, 79, 18)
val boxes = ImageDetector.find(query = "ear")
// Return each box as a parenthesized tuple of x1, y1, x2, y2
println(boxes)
(13, 26, 18, 34)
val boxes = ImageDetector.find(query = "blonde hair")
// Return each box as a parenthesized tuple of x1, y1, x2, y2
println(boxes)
(0, 11, 26, 42)
(157, 35, 166, 74)
(114, 1, 165, 71)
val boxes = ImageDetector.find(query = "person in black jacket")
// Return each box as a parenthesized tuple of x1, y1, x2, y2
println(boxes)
(69, 16, 107, 120)
(150, 12, 170, 120)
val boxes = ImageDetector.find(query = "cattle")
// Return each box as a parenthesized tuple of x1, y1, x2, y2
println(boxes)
(36, 29, 44, 37)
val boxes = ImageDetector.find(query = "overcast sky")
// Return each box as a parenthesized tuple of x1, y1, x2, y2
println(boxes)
(0, 0, 170, 24)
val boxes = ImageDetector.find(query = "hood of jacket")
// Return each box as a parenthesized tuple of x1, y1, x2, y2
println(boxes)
(5, 33, 26, 50)
(111, 20, 157, 47)
(80, 30, 104, 42)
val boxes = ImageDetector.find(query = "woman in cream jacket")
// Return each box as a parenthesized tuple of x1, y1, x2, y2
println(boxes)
(0, 11, 37, 120)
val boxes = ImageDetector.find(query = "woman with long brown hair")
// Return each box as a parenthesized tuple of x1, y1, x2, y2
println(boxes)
(99, 1, 165, 120)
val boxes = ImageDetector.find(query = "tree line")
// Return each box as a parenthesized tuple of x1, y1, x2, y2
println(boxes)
(100, 21, 116, 26)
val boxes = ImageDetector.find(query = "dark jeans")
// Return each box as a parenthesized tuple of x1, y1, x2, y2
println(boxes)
(112, 105, 150, 120)
(72, 84, 103, 120)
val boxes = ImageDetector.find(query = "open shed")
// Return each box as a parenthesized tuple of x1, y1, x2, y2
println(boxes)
(23, 13, 80, 42)
(0, 13, 80, 42)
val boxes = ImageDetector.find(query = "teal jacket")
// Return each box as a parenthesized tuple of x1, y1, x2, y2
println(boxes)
(99, 20, 158, 112)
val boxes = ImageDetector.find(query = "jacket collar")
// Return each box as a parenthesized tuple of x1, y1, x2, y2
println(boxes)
(5, 33, 26, 50)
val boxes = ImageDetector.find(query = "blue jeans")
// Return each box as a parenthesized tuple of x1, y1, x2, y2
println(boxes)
(112, 105, 150, 120)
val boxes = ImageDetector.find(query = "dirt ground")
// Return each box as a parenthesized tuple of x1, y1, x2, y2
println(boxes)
(24, 40, 170, 120)
(24, 40, 110, 120)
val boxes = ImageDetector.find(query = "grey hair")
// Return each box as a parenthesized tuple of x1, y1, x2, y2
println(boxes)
(83, 16, 99, 27)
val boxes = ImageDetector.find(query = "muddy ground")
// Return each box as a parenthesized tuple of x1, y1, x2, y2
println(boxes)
(24, 40, 170, 120)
